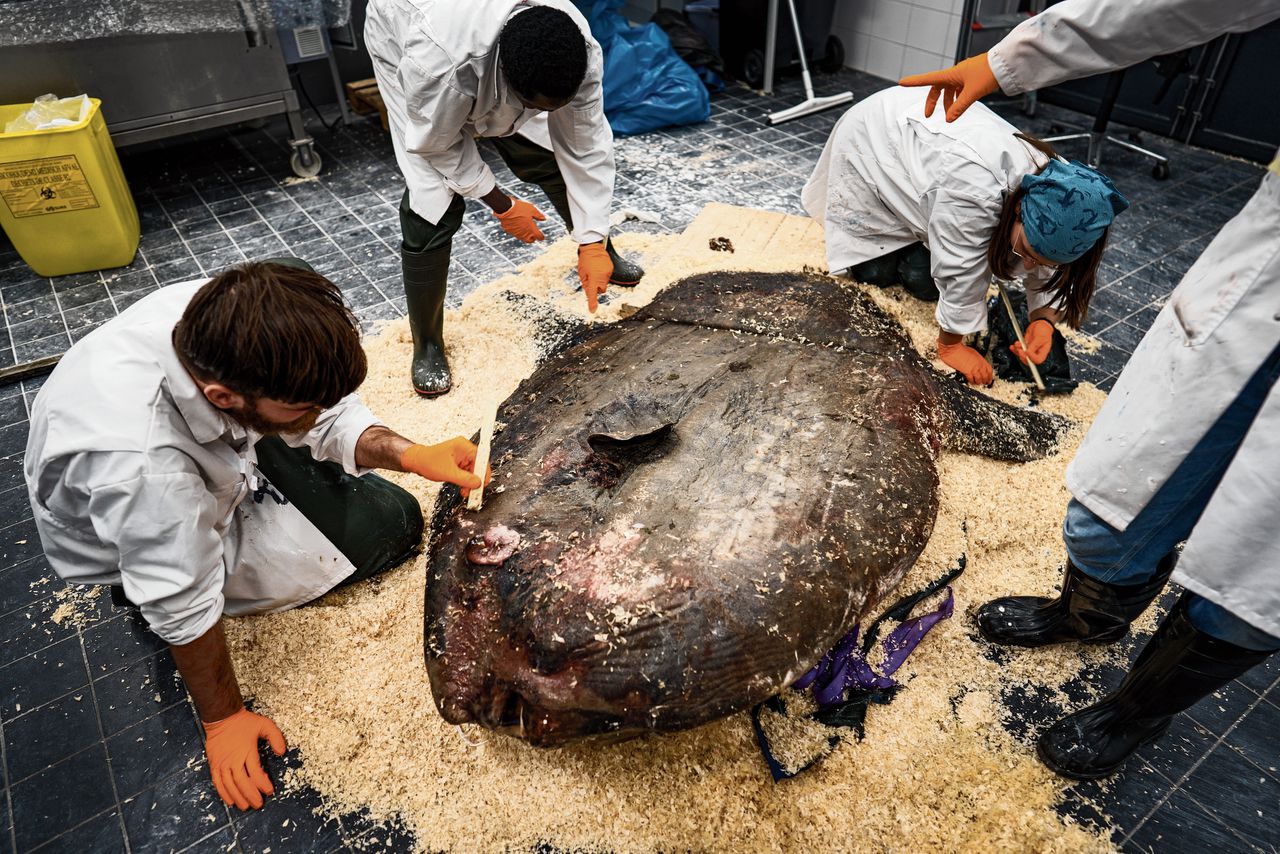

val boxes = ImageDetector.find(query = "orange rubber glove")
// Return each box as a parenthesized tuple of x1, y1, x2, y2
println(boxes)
(577, 242, 612, 314)
(203, 707, 286, 811)
(937, 338, 994, 386)
(1010, 318, 1055, 366)
(899, 52, 1000, 123)
(401, 438, 490, 496)
(494, 197, 547, 243)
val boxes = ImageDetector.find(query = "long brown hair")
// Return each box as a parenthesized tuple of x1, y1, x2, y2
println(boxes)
(174, 261, 367, 407)
(985, 133, 1108, 329)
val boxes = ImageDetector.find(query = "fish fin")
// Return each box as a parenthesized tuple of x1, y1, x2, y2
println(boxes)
(936, 375, 1071, 462)
(583, 396, 680, 478)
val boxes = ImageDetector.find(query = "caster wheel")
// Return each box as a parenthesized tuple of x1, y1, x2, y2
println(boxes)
(1152, 162, 1171, 180)
(290, 147, 322, 179)
(818, 35, 845, 73)
(743, 48, 766, 90)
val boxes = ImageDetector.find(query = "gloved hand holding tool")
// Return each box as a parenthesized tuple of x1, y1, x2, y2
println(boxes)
(493, 195, 547, 243)
(1011, 318, 1055, 365)
(937, 337, 994, 386)
(401, 438, 490, 497)
(203, 707, 286, 810)
(578, 241, 612, 314)
(995, 280, 1046, 390)
(899, 52, 1000, 123)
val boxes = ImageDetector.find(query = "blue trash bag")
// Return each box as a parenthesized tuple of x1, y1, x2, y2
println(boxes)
(580, 0, 710, 136)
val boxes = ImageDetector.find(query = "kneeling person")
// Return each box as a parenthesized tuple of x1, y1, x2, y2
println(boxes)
(24, 260, 484, 810)
(802, 86, 1127, 386)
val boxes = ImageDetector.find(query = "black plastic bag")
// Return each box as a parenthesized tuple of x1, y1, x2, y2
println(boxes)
(979, 288, 1078, 394)
(651, 8, 726, 78)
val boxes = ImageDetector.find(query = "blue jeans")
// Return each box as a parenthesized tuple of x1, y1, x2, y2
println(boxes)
(1062, 345, 1280, 652)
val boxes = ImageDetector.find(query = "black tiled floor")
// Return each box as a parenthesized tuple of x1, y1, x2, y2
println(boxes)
(106, 702, 204, 801)
(1179, 742, 1280, 853)
(82, 612, 170, 679)
(0, 637, 88, 723)
(0, 597, 77, 666)
(9, 744, 116, 850)
(29, 808, 128, 854)
(121, 765, 227, 854)
(95, 651, 189, 738)
(3, 688, 101, 783)
(1223, 697, 1280, 784)
(1125, 786, 1254, 854)
(0, 66, 1274, 852)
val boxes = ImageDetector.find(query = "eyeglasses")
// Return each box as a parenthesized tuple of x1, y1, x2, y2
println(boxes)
(1011, 245, 1061, 272)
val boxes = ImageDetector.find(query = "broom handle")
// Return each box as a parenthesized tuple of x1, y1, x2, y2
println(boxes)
(996, 280, 1046, 391)
(784, 0, 816, 100)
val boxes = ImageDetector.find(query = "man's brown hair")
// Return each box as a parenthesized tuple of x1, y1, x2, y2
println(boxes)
(173, 261, 367, 407)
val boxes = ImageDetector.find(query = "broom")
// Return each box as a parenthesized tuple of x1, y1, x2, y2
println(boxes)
(768, 0, 853, 125)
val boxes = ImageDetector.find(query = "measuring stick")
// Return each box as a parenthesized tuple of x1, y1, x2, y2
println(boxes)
(996, 280, 1046, 391)
(467, 402, 498, 511)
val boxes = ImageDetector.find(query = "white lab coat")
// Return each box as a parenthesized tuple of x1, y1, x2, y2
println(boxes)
(802, 85, 1058, 335)
(24, 282, 381, 645)
(990, 0, 1280, 637)
(363, 0, 615, 244)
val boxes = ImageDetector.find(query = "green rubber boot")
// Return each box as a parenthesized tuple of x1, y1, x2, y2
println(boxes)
(402, 245, 452, 396)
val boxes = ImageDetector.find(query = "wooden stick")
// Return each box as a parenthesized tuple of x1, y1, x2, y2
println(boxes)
(996, 280, 1046, 391)
(467, 402, 498, 511)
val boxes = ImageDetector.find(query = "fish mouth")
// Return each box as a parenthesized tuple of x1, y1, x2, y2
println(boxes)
(433, 637, 657, 747)
(477, 686, 637, 747)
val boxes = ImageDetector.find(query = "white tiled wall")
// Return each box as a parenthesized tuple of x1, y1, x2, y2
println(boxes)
(833, 0, 966, 82)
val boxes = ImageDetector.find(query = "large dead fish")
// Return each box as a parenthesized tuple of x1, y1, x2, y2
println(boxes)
(425, 271, 1065, 746)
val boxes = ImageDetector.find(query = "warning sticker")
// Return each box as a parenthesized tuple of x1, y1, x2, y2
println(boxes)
(0, 155, 100, 218)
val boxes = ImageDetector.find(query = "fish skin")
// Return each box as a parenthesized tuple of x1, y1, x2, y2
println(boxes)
(425, 272, 1066, 745)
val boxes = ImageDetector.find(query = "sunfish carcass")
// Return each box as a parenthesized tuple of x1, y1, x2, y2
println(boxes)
(425, 271, 1065, 745)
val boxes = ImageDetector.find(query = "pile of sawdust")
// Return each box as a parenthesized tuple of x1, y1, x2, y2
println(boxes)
(50, 583, 101, 628)
(223, 211, 1125, 853)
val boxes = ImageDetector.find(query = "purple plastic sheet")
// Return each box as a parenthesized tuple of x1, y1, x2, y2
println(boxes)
(797, 588, 955, 708)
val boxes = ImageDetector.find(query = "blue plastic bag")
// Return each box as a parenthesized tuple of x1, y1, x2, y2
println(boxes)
(580, 0, 710, 136)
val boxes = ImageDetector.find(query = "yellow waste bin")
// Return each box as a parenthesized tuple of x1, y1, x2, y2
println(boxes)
(0, 97, 139, 277)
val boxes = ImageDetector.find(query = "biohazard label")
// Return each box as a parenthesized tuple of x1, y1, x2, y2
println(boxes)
(0, 155, 100, 218)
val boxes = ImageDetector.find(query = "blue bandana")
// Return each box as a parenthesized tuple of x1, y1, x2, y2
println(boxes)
(1020, 160, 1130, 264)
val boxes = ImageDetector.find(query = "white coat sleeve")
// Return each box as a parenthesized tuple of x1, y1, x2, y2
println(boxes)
(927, 189, 1000, 335)
(546, 40, 615, 244)
(280, 393, 382, 476)
(87, 462, 227, 646)
(400, 56, 497, 200)
(988, 0, 1280, 96)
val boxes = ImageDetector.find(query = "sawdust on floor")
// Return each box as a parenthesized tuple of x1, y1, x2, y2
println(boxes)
(218, 208, 1125, 853)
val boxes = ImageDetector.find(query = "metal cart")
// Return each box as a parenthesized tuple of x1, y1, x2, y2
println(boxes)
(0, 0, 321, 178)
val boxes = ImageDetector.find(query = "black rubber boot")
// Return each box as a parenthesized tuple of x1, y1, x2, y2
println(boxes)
(897, 244, 939, 302)
(976, 556, 1175, 648)
(402, 245, 452, 396)
(846, 253, 899, 287)
(1037, 595, 1273, 780)
(604, 237, 644, 286)
(543, 186, 644, 287)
